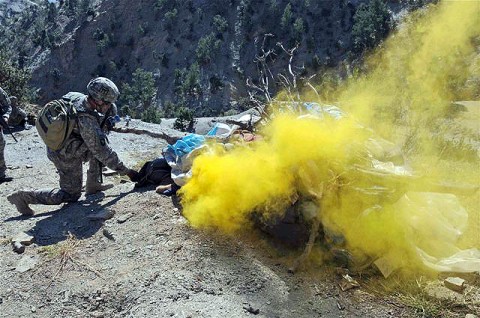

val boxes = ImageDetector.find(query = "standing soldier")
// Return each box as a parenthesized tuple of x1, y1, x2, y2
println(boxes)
(8, 96, 32, 129)
(7, 77, 140, 215)
(0, 86, 13, 183)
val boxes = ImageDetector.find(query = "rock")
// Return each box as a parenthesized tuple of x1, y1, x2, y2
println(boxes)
(16, 255, 39, 273)
(117, 213, 133, 224)
(424, 281, 464, 303)
(25, 165, 33, 169)
(91, 311, 104, 318)
(12, 232, 35, 246)
(102, 229, 115, 241)
(339, 274, 360, 291)
(87, 209, 115, 221)
(12, 241, 25, 254)
(243, 305, 260, 315)
(465, 314, 478, 318)
(444, 277, 466, 293)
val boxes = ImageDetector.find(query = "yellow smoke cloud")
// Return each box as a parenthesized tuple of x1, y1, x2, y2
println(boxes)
(180, 0, 480, 274)
(181, 115, 366, 233)
(339, 0, 480, 142)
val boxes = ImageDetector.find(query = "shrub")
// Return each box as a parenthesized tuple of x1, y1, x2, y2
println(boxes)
(209, 75, 223, 94)
(119, 68, 157, 114)
(293, 17, 305, 41)
(196, 33, 221, 64)
(213, 15, 228, 32)
(0, 50, 34, 102)
(174, 63, 202, 99)
(173, 107, 196, 132)
(281, 3, 293, 29)
(223, 109, 238, 116)
(141, 106, 163, 124)
(352, 0, 392, 53)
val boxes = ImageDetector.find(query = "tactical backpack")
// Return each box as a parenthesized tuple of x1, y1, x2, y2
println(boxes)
(36, 98, 77, 150)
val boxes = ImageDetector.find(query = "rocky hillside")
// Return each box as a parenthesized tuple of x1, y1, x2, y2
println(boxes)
(0, 0, 38, 19)
(0, 0, 423, 117)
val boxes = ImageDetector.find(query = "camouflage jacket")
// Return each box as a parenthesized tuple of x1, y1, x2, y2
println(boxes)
(0, 87, 12, 118)
(51, 92, 129, 174)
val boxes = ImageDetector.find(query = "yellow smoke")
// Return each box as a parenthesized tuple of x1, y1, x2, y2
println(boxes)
(181, 115, 366, 233)
(180, 0, 480, 274)
(339, 0, 480, 145)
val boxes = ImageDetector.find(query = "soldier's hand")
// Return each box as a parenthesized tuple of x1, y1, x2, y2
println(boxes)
(126, 169, 140, 182)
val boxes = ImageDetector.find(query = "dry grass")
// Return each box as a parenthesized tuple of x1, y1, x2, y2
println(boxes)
(38, 232, 104, 286)
(362, 275, 472, 318)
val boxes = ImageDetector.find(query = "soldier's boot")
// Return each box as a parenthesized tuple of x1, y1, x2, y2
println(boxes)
(7, 192, 35, 216)
(85, 167, 114, 195)
(85, 176, 114, 195)
(85, 182, 114, 195)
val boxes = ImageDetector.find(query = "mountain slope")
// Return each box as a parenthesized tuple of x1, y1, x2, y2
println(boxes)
(29, 0, 368, 114)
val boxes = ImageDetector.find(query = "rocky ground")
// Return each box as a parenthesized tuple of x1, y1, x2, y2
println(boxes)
(0, 120, 477, 318)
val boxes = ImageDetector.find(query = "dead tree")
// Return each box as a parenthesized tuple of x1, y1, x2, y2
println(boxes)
(246, 36, 320, 121)
(245, 37, 334, 271)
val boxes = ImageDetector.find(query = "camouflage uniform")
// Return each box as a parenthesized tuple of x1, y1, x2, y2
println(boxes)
(8, 97, 28, 127)
(0, 87, 12, 179)
(89, 102, 119, 186)
(10, 92, 129, 205)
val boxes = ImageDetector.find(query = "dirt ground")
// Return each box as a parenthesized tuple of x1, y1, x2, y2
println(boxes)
(0, 122, 473, 318)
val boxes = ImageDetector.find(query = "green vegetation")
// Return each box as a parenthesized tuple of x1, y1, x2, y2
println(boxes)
(213, 15, 228, 33)
(281, 3, 293, 29)
(352, 0, 392, 52)
(209, 75, 223, 94)
(93, 28, 114, 56)
(173, 107, 196, 132)
(293, 17, 305, 42)
(119, 68, 157, 120)
(0, 51, 34, 102)
(196, 33, 221, 64)
(141, 106, 163, 124)
(174, 63, 202, 98)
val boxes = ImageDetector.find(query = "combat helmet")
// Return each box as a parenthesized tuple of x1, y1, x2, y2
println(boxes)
(87, 77, 119, 103)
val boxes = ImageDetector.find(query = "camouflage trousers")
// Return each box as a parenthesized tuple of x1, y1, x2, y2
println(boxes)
(12, 149, 102, 205)
(0, 129, 6, 177)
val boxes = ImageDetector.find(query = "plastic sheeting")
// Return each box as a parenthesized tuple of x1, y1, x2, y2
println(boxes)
(163, 134, 206, 186)
(392, 192, 480, 273)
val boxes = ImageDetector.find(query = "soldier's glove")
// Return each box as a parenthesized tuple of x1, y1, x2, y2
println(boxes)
(126, 169, 141, 182)
(105, 115, 120, 132)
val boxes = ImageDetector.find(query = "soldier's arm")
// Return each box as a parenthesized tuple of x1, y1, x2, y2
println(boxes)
(77, 113, 129, 174)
